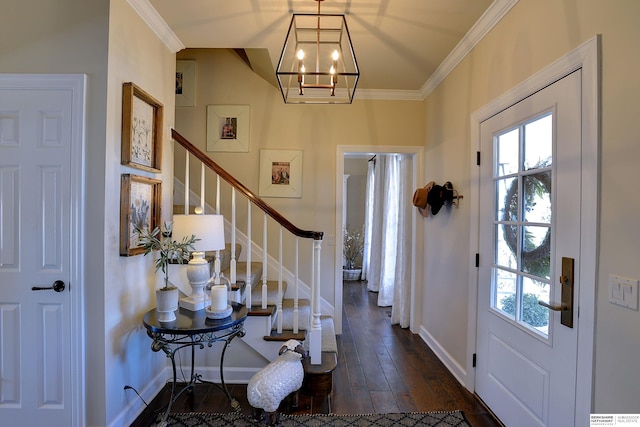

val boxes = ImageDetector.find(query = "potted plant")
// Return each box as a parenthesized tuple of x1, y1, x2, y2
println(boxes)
(343, 226, 364, 281)
(136, 222, 198, 322)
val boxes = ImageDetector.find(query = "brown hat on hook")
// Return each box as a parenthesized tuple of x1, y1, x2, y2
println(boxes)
(413, 181, 435, 217)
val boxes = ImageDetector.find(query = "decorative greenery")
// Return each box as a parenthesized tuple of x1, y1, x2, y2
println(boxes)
(500, 293, 549, 327)
(135, 222, 199, 290)
(343, 226, 364, 270)
(502, 166, 552, 278)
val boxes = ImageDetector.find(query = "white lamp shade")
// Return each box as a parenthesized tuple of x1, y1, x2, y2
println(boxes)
(172, 214, 225, 252)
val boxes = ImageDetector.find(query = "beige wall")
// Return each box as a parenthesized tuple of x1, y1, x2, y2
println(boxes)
(1, 0, 178, 425)
(175, 48, 425, 304)
(424, 0, 640, 414)
(105, 0, 177, 425)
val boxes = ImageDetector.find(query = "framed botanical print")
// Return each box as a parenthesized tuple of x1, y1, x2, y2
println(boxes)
(120, 174, 161, 256)
(121, 82, 164, 173)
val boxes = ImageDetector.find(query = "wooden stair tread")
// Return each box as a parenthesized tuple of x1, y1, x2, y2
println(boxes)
(264, 331, 306, 342)
(301, 352, 337, 398)
(302, 352, 338, 374)
(247, 305, 276, 316)
(172, 204, 198, 214)
(229, 281, 246, 292)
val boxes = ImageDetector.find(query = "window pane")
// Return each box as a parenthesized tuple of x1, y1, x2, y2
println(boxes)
(524, 114, 552, 170)
(496, 224, 516, 268)
(523, 172, 551, 223)
(493, 268, 516, 319)
(522, 276, 549, 335)
(497, 177, 517, 221)
(497, 128, 519, 176)
(521, 225, 551, 279)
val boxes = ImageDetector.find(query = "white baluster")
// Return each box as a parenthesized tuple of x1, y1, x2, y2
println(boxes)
(246, 202, 252, 308)
(200, 163, 205, 213)
(184, 154, 189, 213)
(293, 237, 299, 334)
(213, 174, 221, 285)
(277, 226, 283, 334)
(230, 188, 237, 283)
(216, 175, 220, 213)
(262, 213, 267, 310)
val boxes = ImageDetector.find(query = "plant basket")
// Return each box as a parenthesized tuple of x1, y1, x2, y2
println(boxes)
(343, 268, 362, 281)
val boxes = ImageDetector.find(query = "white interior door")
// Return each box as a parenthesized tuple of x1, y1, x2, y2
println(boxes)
(0, 75, 83, 426)
(476, 70, 581, 427)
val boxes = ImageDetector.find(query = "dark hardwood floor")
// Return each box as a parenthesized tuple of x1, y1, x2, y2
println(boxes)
(131, 280, 502, 426)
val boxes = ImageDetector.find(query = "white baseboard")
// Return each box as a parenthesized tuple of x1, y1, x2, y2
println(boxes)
(191, 366, 259, 384)
(418, 325, 468, 388)
(111, 367, 171, 427)
(113, 364, 258, 427)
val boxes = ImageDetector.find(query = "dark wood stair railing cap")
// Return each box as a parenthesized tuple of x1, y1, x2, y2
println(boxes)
(172, 129, 324, 241)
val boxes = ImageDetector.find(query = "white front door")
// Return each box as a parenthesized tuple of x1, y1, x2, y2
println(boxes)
(0, 75, 84, 426)
(476, 70, 581, 427)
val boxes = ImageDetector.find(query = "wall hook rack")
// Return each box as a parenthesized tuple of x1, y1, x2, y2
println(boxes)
(443, 181, 463, 207)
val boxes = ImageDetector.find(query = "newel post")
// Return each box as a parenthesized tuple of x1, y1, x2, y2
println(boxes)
(309, 239, 323, 364)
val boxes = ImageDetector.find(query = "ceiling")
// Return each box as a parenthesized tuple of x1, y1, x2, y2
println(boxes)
(145, 0, 514, 97)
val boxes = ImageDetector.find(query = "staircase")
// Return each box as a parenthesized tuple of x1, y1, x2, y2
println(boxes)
(171, 129, 337, 394)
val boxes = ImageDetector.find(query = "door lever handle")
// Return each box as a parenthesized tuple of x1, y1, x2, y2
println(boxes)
(538, 257, 574, 328)
(538, 300, 567, 311)
(32, 280, 66, 292)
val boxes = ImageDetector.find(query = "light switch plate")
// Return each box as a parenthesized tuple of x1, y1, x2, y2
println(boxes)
(609, 275, 639, 310)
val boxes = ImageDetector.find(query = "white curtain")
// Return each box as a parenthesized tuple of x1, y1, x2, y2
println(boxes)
(363, 154, 412, 327)
(361, 159, 375, 281)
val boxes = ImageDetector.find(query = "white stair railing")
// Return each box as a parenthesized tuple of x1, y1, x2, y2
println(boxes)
(172, 129, 324, 364)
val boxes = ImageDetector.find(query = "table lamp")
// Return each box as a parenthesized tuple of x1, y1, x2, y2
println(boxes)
(172, 213, 225, 311)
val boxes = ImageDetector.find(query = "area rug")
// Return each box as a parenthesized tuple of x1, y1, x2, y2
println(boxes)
(156, 411, 470, 426)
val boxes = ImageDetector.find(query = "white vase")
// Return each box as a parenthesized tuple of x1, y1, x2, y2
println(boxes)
(156, 287, 179, 322)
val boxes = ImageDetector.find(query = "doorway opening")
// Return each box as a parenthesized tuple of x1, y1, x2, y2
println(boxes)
(334, 145, 423, 335)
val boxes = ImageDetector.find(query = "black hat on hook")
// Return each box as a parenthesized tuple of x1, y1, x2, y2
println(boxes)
(427, 182, 455, 215)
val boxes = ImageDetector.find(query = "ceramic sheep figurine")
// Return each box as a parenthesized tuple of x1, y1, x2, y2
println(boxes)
(247, 339, 307, 425)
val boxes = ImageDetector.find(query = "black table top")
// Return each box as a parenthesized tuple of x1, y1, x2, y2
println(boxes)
(143, 302, 248, 335)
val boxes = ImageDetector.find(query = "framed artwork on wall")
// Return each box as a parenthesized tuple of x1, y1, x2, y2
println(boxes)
(175, 60, 196, 107)
(121, 82, 163, 173)
(120, 174, 162, 256)
(206, 105, 250, 152)
(259, 149, 303, 198)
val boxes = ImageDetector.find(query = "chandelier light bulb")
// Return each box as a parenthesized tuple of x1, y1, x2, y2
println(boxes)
(332, 50, 339, 61)
(297, 49, 305, 60)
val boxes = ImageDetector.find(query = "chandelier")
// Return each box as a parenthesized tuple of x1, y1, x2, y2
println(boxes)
(276, 0, 359, 104)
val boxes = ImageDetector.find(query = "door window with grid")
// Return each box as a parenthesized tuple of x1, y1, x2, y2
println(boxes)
(492, 112, 553, 336)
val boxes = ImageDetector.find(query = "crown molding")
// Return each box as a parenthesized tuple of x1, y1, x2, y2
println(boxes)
(356, 88, 424, 101)
(128, 0, 185, 53)
(419, 0, 519, 99)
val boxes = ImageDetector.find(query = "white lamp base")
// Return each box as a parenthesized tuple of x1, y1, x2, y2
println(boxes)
(179, 251, 213, 312)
